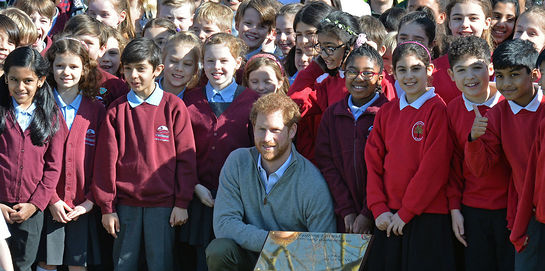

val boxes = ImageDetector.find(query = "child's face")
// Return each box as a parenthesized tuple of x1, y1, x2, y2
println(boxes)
(276, 14, 296, 56)
(123, 60, 164, 96)
(204, 44, 242, 90)
(192, 19, 224, 43)
(99, 37, 121, 75)
(237, 7, 270, 51)
(29, 11, 52, 44)
(398, 22, 431, 48)
(295, 22, 318, 56)
(295, 47, 310, 71)
(447, 55, 493, 103)
(317, 33, 346, 70)
(87, 0, 127, 28)
(0, 30, 16, 65)
(382, 48, 393, 75)
(495, 67, 538, 106)
(513, 15, 545, 52)
(6, 66, 45, 109)
(491, 2, 517, 45)
(394, 54, 433, 102)
(53, 53, 84, 92)
(163, 45, 197, 89)
(144, 27, 171, 49)
(248, 65, 282, 95)
(408, 0, 445, 24)
(448, 2, 491, 38)
(159, 5, 193, 31)
(345, 56, 382, 106)
(77, 34, 105, 61)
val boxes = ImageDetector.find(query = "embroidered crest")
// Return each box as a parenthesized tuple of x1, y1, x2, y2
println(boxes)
(99, 87, 108, 95)
(155, 125, 170, 142)
(85, 129, 96, 146)
(411, 121, 425, 141)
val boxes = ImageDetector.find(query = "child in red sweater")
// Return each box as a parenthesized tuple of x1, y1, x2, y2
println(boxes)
(315, 44, 388, 234)
(365, 41, 454, 271)
(466, 38, 544, 270)
(92, 38, 198, 271)
(446, 36, 513, 270)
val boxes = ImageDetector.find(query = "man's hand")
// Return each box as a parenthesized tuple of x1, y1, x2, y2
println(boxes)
(170, 207, 188, 227)
(102, 213, 120, 238)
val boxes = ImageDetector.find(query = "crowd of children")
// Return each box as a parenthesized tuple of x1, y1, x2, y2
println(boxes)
(0, 0, 545, 270)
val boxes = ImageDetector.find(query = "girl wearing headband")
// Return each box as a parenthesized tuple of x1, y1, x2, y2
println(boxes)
(243, 53, 290, 95)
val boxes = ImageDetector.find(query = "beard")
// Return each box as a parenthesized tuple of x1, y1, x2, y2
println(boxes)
(258, 139, 291, 162)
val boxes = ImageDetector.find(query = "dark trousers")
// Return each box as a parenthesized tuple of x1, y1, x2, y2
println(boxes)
(514, 216, 545, 271)
(205, 238, 259, 271)
(462, 206, 514, 271)
(6, 208, 43, 271)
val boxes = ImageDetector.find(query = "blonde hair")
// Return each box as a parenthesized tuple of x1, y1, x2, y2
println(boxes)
(163, 31, 202, 89)
(0, 8, 38, 46)
(383, 31, 397, 52)
(204, 33, 247, 60)
(161, 0, 196, 13)
(88, 0, 136, 40)
(243, 54, 289, 94)
(103, 25, 128, 53)
(193, 2, 233, 32)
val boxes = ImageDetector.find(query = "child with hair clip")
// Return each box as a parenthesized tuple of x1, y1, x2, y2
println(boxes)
(181, 33, 260, 271)
(490, 0, 518, 47)
(0, 47, 67, 271)
(289, 10, 361, 162)
(315, 43, 389, 234)
(0, 15, 20, 78)
(99, 26, 127, 77)
(243, 53, 290, 95)
(513, 6, 545, 53)
(160, 31, 202, 99)
(36, 37, 106, 271)
(87, 0, 136, 40)
(365, 41, 454, 271)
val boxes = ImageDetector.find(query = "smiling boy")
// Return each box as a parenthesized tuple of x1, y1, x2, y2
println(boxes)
(235, 0, 280, 59)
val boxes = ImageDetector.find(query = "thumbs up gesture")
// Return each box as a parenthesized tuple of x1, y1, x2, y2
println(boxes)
(470, 105, 488, 141)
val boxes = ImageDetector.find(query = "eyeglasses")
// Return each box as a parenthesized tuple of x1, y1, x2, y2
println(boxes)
(314, 43, 345, 56)
(345, 70, 380, 80)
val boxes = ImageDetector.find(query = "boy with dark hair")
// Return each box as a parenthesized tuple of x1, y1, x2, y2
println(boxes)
(446, 36, 514, 270)
(92, 37, 198, 271)
(465, 38, 545, 270)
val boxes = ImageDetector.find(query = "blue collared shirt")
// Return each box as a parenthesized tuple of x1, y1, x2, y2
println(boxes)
(246, 46, 262, 60)
(205, 80, 238, 103)
(12, 97, 36, 131)
(158, 77, 186, 99)
(507, 84, 543, 114)
(258, 152, 293, 194)
(399, 88, 436, 110)
(348, 92, 379, 120)
(54, 90, 82, 130)
(127, 83, 164, 108)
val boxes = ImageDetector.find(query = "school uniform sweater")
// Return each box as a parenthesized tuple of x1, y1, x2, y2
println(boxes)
(0, 113, 67, 211)
(315, 94, 388, 224)
(183, 87, 259, 191)
(447, 95, 510, 211)
(365, 92, 452, 223)
(432, 54, 462, 105)
(382, 72, 397, 101)
(50, 97, 106, 208)
(511, 117, 545, 251)
(92, 90, 198, 214)
(98, 69, 129, 107)
(465, 93, 545, 227)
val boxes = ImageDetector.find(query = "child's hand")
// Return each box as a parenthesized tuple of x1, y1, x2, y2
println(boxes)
(195, 184, 215, 207)
(66, 200, 93, 221)
(470, 105, 488, 141)
(0, 204, 15, 224)
(10, 203, 38, 223)
(344, 213, 356, 233)
(352, 214, 373, 234)
(375, 212, 393, 231)
(169, 207, 188, 227)
(102, 213, 120, 238)
(49, 200, 73, 223)
(450, 209, 467, 247)
(386, 213, 406, 237)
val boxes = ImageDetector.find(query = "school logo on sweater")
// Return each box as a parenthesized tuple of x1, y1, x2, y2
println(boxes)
(155, 126, 170, 142)
(85, 129, 96, 146)
(411, 121, 425, 141)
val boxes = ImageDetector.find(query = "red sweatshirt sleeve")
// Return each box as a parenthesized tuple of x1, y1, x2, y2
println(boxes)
(397, 106, 453, 223)
(464, 112, 502, 177)
(288, 61, 326, 117)
(447, 118, 464, 210)
(173, 102, 198, 209)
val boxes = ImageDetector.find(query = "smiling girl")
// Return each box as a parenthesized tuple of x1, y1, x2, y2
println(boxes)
(490, 0, 518, 46)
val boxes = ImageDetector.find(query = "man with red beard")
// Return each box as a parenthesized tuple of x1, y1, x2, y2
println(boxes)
(205, 93, 336, 271)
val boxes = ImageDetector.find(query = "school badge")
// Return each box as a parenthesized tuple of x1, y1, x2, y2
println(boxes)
(155, 125, 170, 142)
(411, 121, 425, 141)
(85, 129, 96, 146)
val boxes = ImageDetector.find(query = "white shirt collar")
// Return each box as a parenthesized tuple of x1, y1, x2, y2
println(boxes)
(127, 83, 163, 108)
(507, 85, 543, 114)
(462, 89, 502, 111)
(399, 87, 436, 110)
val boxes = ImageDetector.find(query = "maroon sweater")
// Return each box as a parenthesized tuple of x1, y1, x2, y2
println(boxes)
(92, 91, 198, 214)
(315, 94, 388, 231)
(183, 87, 259, 191)
(98, 69, 129, 107)
(51, 97, 106, 208)
(0, 112, 67, 211)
